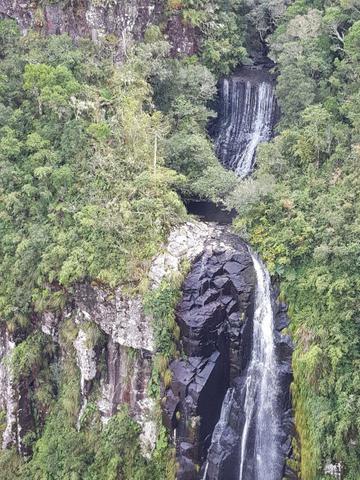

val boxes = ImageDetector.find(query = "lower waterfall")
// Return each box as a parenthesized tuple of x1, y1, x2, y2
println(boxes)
(238, 251, 281, 480)
(202, 249, 290, 480)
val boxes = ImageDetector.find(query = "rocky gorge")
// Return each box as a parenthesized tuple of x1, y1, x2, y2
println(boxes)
(0, 3, 294, 476)
(1, 61, 295, 479)
(1, 0, 358, 477)
(163, 231, 294, 479)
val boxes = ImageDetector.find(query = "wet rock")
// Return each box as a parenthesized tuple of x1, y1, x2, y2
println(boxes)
(203, 282, 294, 480)
(162, 389, 179, 431)
(274, 301, 290, 331)
(0, 327, 39, 455)
(284, 464, 299, 480)
(163, 232, 256, 478)
(177, 455, 198, 480)
(74, 329, 97, 390)
(74, 328, 98, 429)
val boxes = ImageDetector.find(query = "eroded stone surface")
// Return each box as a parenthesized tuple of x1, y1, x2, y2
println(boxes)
(74, 328, 98, 428)
(41, 311, 59, 341)
(0, 328, 17, 450)
(324, 462, 343, 479)
(0, 0, 199, 56)
(68, 221, 214, 356)
(149, 221, 215, 288)
(73, 285, 155, 352)
(74, 329, 97, 388)
(163, 231, 256, 479)
(97, 339, 156, 454)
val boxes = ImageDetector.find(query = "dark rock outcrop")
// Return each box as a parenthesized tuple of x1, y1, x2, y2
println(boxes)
(202, 278, 294, 480)
(163, 231, 256, 478)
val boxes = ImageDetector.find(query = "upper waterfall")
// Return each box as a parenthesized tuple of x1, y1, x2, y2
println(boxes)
(215, 70, 277, 177)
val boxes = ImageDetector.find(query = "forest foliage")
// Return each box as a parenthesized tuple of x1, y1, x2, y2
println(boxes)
(0, 8, 236, 479)
(229, 1, 360, 478)
(0, 0, 359, 478)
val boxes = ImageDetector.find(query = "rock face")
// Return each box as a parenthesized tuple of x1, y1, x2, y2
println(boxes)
(67, 221, 215, 451)
(96, 339, 156, 453)
(0, 327, 36, 456)
(163, 230, 256, 479)
(150, 221, 215, 288)
(0, 220, 215, 456)
(0, 328, 17, 450)
(0, 0, 199, 56)
(73, 284, 155, 353)
(324, 462, 343, 479)
(161, 233, 294, 480)
(0, 219, 293, 478)
(203, 282, 293, 480)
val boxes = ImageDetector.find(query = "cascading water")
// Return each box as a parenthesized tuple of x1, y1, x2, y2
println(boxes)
(203, 250, 288, 480)
(215, 73, 277, 177)
(238, 251, 282, 480)
(172, 66, 292, 480)
(199, 69, 289, 480)
(202, 389, 234, 480)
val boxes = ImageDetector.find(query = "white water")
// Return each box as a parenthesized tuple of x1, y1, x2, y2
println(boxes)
(216, 78, 276, 178)
(209, 388, 235, 448)
(202, 72, 283, 479)
(202, 461, 209, 480)
(238, 251, 280, 480)
(203, 388, 235, 480)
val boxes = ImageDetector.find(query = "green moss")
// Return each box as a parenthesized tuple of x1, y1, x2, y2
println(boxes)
(144, 274, 184, 396)
(10, 332, 51, 382)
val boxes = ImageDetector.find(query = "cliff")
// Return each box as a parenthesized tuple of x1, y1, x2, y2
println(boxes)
(0, 0, 199, 56)
(0, 221, 214, 456)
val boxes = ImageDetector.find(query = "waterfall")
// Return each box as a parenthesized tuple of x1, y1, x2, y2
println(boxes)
(173, 68, 290, 480)
(238, 251, 282, 480)
(199, 69, 289, 480)
(208, 388, 235, 455)
(215, 75, 276, 178)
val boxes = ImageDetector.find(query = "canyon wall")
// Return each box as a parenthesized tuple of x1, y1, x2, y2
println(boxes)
(0, 221, 215, 455)
(0, 0, 199, 56)
(0, 218, 293, 477)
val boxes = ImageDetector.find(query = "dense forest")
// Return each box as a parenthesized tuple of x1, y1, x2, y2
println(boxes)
(0, 0, 359, 479)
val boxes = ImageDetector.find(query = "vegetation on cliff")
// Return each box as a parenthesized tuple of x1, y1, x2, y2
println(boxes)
(0, 22, 188, 330)
(231, 2, 360, 478)
(0, 20, 185, 480)
(0, 0, 359, 478)
(0, 7, 236, 478)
